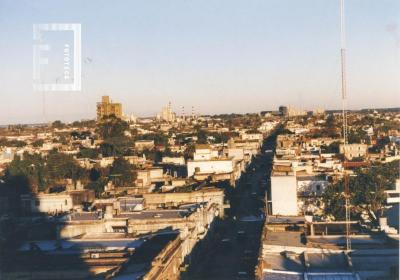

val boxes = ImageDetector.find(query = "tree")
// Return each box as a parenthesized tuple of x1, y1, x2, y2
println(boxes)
(323, 141, 340, 154)
(97, 115, 128, 139)
(52, 120, 65, 129)
(196, 130, 208, 144)
(97, 116, 132, 157)
(86, 179, 107, 197)
(325, 114, 336, 129)
(347, 128, 368, 144)
(78, 148, 99, 159)
(46, 151, 86, 184)
(143, 150, 163, 163)
(0, 138, 26, 147)
(323, 160, 399, 225)
(5, 153, 47, 192)
(72, 120, 96, 128)
(100, 137, 133, 157)
(134, 133, 168, 146)
(184, 144, 195, 160)
(109, 157, 136, 187)
(32, 139, 44, 147)
(89, 168, 101, 181)
(99, 142, 116, 157)
(0, 173, 32, 217)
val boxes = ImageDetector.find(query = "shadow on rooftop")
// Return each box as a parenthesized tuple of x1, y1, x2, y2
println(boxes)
(0, 174, 178, 279)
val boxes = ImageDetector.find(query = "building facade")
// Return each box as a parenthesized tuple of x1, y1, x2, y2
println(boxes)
(96, 95, 122, 120)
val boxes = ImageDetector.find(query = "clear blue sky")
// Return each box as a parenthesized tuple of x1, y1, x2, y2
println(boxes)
(0, 0, 399, 124)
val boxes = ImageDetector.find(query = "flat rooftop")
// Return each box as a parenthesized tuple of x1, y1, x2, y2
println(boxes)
(19, 238, 146, 252)
(306, 252, 349, 272)
(68, 212, 101, 221)
(265, 231, 306, 247)
(263, 271, 303, 280)
(267, 216, 305, 224)
(264, 253, 305, 272)
(115, 209, 191, 220)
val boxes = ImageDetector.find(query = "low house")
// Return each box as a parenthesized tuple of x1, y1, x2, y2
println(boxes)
(193, 144, 218, 160)
(187, 157, 235, 177)
(118, 197, 145, 212)
(134, 140, 155, 151)
(149, 167, 164, 182)
(21, 193, 73, 214)
(136, 169, 152, 187)
(162, 156, 185, 165)
(340, 143, 368, 160)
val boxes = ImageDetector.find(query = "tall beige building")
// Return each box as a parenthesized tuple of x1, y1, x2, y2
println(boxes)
(96, 96, 122, 120)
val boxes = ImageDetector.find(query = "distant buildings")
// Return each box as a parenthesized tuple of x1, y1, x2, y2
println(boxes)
(258, 118, 399, 279)
(279, 106, 288, 116)
(187, 144, 235, 178)
(279, 105, 319, 117)
(134, 140, 155, 151)
(157, 102, 176, 123)
(96, 95, 122, 120)
(313, 107, 325, 116)
(287, 106, 307, 117)
(186, 139, 265, 185)
(340, 143, 368, 160)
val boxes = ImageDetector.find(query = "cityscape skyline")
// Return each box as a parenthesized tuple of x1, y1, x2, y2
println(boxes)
(0, 1, 399, 278)
(0, 0, 399, 124)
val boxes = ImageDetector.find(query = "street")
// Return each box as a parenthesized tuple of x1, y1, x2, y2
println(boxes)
(183, 132, 277, 280)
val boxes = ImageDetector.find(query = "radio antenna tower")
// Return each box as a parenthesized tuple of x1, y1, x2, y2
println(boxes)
(340, 0, 351, 252)
(181, 106, 185, 120)
(191, 106, 195, 119)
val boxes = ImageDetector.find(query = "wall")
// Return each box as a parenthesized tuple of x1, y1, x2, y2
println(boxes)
(142, 189, 224, 217)
(21, 194, 73, 214)
(142, 204, 219, 280)
(187, 159, 233, 177)
(271, 175, 297, 216)
(57, 220, 105, 239)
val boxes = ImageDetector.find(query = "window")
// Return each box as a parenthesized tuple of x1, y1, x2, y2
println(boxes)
(316, 185, 321, 192)
(65, 199, 68, 206)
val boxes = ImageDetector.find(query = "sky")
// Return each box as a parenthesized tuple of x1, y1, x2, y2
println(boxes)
(0, 0, 399, 124)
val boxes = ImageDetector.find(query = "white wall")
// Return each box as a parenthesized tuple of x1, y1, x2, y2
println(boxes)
(162, 156, 185, 165)
(187, 159, 234, 177)
(193, 148, 219, 160)
(150, 168, 163, 180)
(24, 194, 73, 213)
(226, 148, 244, 161)
(271, 175, 297, 216)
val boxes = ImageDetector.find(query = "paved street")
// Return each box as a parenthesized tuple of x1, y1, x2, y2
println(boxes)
(183, 133, 277, 280)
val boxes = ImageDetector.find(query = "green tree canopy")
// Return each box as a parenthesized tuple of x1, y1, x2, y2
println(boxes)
(52, 120, 65, 129)
(109, 157, 136, 187)
(5, 152, 47, 192)
(78, 148, 99, 159)
(46, 151, 86, 184)
(323, 160, 399, 225)
(97, 115, 128, 139)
